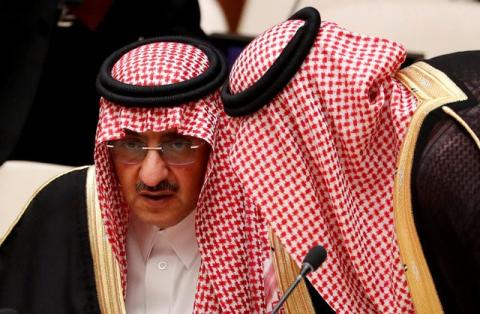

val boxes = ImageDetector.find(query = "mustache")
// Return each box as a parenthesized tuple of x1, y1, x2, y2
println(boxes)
(135, 181, 179, 193)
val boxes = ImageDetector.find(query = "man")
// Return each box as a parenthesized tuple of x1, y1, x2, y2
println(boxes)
(203, 7, 479, 313)
(0, 37, 227, 313)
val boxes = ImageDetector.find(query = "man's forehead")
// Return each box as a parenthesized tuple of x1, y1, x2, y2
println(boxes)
(122, 128, 202, 141)
(123, 128, 176, 137)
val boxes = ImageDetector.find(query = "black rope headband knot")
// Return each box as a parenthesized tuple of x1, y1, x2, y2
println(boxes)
(221, 7, 321, 117)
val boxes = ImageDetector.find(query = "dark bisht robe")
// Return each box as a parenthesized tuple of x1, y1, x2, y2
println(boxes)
(394, 51, 480, 314)
(0, 167, 104, 314)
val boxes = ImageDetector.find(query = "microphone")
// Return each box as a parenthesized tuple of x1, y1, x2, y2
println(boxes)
(271, 245, 327, 314)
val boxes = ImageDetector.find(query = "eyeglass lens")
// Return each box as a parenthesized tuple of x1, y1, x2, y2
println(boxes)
(107, 137, 203, 165)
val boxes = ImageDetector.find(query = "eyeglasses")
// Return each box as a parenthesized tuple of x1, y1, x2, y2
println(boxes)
(106, 137, 206, 165)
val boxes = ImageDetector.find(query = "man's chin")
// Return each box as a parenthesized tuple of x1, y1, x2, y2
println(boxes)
(134, 211, 171, 228)
(132, 206, 185, 229)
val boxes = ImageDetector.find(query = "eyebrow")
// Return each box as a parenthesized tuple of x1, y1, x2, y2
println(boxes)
(122, 128, 182, 138)
(123, 129, 140, 136)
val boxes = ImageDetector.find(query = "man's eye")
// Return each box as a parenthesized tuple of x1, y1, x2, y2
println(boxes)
(165, 141, 191, 151)
(120, 141, 144, 150)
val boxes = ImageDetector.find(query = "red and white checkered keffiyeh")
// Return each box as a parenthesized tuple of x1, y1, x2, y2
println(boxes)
(93, 41, 223, 304)
(197, 19, 418, 313)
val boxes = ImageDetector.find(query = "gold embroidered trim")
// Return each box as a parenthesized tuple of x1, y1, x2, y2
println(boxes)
(394, 62, 467, 314)
(86, 166, 126, 314)
(0, 165, 89, 246)
(442, 106, 480, 152)
(269, 228, 315, 314)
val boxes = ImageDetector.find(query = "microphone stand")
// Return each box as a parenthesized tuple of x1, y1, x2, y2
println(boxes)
(271, 263, 313, 314)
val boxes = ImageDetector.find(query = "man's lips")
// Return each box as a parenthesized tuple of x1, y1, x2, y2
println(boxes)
(143, 195, 170, 201)
(139, 192, 175, 201)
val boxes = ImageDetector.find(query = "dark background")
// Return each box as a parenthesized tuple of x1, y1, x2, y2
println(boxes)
(0, 0, 207, 166)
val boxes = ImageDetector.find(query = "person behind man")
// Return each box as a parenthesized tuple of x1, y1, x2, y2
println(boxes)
(0, 37, 227, 313)
(199, 7, 479, 314)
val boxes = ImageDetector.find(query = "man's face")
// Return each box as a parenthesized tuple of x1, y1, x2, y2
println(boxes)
(111, 129, 210, 228)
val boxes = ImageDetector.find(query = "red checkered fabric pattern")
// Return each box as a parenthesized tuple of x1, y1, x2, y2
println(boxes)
(93, 41, 222, 302)
(196, 113, 272, 312)
(111, 42, 210, 87)
(200, 20, 418, 312)
(264, 253, 282, 312)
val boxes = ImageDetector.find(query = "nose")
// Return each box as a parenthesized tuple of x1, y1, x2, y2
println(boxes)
(138, 150, 169, 187)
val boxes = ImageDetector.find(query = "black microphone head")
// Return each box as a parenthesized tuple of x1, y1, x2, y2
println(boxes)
(302, 245, 327, 271)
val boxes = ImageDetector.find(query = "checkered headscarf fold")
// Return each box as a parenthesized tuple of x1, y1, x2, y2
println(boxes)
(199, 7, 417, 313)
(93, 37, 226, 304)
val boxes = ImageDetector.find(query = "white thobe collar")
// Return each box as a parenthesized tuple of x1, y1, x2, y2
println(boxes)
(130, 210, 198, 270)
